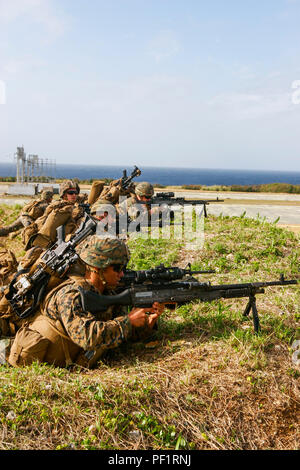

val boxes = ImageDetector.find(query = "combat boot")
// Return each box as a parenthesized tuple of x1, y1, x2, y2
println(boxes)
(0, 228, 9, 237)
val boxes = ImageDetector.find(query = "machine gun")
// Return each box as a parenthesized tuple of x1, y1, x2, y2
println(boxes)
(6, 214, 98, 319)
(104, 166, 142, 193)
(99, 166, 142, 204)
(148, 192, 224, 217)
(78, 202, 91, 215)
(120, 166, 142, 191)
(78, 269, 297, 333)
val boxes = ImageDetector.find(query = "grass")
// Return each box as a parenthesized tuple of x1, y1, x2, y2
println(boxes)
(0, 204, 26, 258)
(0, 204, 299, 450)
(127, 236, 183, 270)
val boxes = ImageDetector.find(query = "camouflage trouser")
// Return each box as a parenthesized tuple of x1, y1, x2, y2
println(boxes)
(0, 218, 23, 237)
(0, 214, 34, 237)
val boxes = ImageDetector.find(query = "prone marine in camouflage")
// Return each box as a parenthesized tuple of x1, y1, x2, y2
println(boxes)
(22, 180, 87, 251)
(117, 181, 169, 229)
(0, 245, 17, 288)
(0, 245, 26, 338)
(118, 181, 154, 220)
(0, 190, 55, 338)
(0, 189, 53, 238)
(90, 199, 122, 237)
(92, 183, 166, 233)
(98, 178, 136, 205)
(7, 236, 164, 368)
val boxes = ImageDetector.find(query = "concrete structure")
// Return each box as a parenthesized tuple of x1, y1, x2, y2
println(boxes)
(0, 183, 60, 196)
(7, 184, 37, 196)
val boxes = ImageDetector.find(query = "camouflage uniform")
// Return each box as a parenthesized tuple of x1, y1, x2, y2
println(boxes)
(22, 181, 85, 250)
(98, 178, 136, 205)
(34, 276, 132, 366)
(118, 182, 153, 215)
(92, 183, 170, 232)
(0, 191, 54, 339)
(90, 199, 122, 237)
(7, 237, 151, 368)
(88, 181, 105, 205)
(0, 245, 26, 338)
(0, 245, 17, 288)
(117, 182, 155, 228)
(1, 181, 89, 337)
(0, 190, 53, 237)
(90, 199, 116, 216)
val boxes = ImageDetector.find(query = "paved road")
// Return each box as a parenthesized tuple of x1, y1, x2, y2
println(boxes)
(167, 190, 300, 226)
(169, 189, 300, 202)
(0, 198, 31, 205)
(206, 203, 300, 225)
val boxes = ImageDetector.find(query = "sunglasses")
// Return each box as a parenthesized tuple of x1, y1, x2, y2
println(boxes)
(111, 264, 126, 273)
(66, 190, 78, 195)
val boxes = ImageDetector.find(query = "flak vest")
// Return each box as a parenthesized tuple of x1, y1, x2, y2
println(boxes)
(8, 276, 105, 368)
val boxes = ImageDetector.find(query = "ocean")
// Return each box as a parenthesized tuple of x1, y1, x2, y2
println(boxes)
(1, 162, 300, 187)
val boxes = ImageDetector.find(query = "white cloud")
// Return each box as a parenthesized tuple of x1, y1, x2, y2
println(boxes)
(0, 0, 67, 36)
(0, 0, 39, 21)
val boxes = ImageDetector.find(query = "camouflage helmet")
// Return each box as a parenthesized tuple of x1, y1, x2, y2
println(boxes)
(90, 199, 114, 215)
(135, 182, 154, 197)
(77, 235, 130, 269)
(41, 189, 53, 200)
(59, 180, 80, 198)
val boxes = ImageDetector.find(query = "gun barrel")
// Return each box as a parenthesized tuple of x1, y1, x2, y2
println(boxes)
(192, 270, 215, 274)
(70, 214, 97, 246)
(208, 279, 298, 290)
(149, 198, 224, 205)
(121, 166, 141, 189)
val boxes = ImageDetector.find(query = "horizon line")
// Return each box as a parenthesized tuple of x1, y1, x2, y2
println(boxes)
(0, 161, 299, 174)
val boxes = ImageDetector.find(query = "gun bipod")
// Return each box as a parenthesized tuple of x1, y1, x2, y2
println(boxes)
(243, 292, 262, 334)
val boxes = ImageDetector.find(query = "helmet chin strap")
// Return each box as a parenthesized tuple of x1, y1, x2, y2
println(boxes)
(97, 269, 107, 286)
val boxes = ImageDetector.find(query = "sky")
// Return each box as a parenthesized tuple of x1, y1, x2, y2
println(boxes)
(0, 0, 300, 171)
